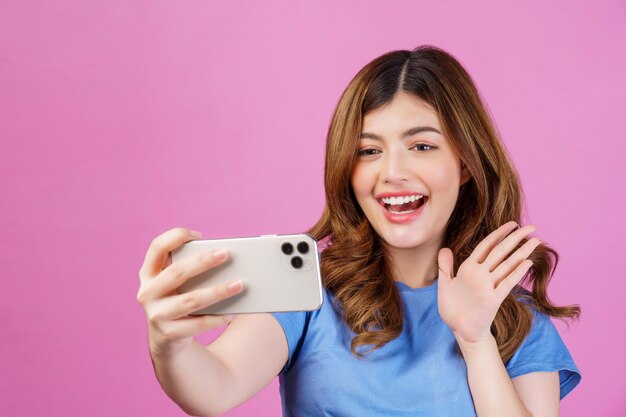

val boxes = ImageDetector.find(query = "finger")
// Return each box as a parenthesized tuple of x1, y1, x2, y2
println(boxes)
(150, 279, 244, 321)
(147, 248, 229, 300)
(469, 221, 519, 264)
(139, 227, 202, 281)
(158, 314, 236, 340)
(482, 224, 537, 272)
(437, 247, 454, 286)
(492, 238, 541, 284)
(495, 259, 533, 301)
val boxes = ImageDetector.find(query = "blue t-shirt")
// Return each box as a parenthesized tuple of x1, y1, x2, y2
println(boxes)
(270, 278, 581, 417)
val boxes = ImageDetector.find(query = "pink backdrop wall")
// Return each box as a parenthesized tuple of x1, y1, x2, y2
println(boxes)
(1, 1, 624, 416)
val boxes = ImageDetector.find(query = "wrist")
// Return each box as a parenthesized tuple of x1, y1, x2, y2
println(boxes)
(149, 337, 193, 360)
(454, 332, 498, 357)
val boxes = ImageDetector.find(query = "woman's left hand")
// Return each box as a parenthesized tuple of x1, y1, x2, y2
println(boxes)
(437, 221, 542, 346)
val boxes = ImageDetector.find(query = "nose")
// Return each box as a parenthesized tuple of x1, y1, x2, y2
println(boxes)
(381, 148, 411, 184)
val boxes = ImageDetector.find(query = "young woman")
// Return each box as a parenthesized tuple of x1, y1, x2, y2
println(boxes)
(137, 45, 581, 417)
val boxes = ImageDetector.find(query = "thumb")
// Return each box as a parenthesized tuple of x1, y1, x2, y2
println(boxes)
(437, 247, 454, 284)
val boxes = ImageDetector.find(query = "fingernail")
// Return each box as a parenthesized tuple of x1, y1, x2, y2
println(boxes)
(228, 280, 242, 292)
(190, 230, 202, 238)
(213, 249, 228, 260)
(224, 314, 236, 322)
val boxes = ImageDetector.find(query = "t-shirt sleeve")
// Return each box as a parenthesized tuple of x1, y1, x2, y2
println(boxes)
(505, 308, 581, 400)
(270, 309, 311, 375)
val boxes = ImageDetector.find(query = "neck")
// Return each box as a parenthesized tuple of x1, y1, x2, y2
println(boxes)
(384, 234, 443, 289)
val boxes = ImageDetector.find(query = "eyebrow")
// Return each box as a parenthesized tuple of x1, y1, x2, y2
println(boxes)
(359, 126, 441, 140)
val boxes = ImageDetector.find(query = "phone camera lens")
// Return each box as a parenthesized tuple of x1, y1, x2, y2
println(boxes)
(291, 256, 303, 269)
(281, 242, 294, 255)
(296, 241, 309, 254)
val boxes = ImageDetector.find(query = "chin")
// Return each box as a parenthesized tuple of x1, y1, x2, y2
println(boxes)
(378, 230, 427, 250)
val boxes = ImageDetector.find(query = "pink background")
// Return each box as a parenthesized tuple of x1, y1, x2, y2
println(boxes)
(1, 1, 624, 416)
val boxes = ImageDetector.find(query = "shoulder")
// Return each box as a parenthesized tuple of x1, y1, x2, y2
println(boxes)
(505, 303, 582, 400)
(270, 286, 338, 373)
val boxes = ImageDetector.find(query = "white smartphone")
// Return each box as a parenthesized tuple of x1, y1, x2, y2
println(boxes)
(170, 233, 323, 315)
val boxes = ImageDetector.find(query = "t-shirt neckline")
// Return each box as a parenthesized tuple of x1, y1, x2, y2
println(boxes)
(395, 278, 438, 293)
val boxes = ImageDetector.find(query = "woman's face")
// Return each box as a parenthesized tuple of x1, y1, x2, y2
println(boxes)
(350, 91, 469, 250)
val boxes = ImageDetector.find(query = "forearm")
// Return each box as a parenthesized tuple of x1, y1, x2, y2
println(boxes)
(457, 334, 531, 417)
(150, 338, 234, 417)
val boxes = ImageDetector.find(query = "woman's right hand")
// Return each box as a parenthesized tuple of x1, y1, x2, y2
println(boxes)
(137, 227, 244, 358)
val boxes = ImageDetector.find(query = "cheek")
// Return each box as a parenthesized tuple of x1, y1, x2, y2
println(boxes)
(350, 165, 372, 197)
(429, 161, 461, 193)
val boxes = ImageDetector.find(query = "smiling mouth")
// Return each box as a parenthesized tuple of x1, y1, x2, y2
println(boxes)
(378, 196, 428, 214)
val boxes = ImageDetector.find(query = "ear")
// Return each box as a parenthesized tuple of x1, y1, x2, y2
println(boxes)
(460, 163, 471, 186)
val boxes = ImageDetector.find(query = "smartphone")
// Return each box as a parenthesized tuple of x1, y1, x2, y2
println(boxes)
(170, 233, 323, 315)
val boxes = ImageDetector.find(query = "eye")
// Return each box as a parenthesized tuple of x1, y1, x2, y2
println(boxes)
(356, 148, 380, 157)
(411, 143, 436, 152)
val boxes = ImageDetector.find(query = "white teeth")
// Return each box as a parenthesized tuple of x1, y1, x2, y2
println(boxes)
(381, 195, 423, 205)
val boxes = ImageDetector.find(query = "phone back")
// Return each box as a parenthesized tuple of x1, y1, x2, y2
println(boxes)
(170, 233, 323, 315)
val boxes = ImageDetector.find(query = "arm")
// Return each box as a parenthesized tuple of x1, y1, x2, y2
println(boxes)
(150, 312, 288, 417)
(437, 222, 554, 416)
(512, 370, 560, 417)
(458, 335, 559, 417)
(138, 228, 289, 417)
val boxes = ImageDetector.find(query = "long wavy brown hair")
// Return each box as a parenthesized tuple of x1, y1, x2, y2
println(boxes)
(305, 45, 580, 362)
